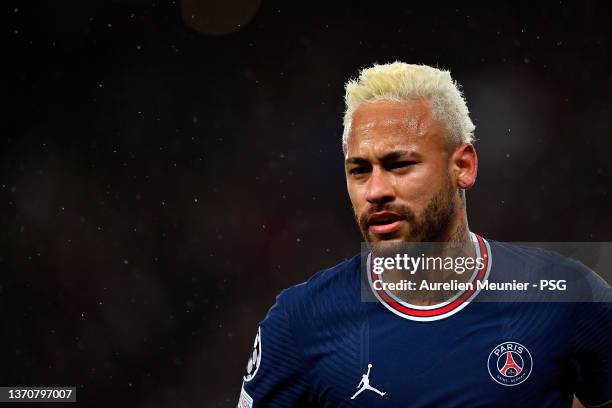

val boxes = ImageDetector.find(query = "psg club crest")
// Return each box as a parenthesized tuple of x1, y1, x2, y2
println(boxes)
(487, 341, 533, 386)
(243, 327, 262, 382)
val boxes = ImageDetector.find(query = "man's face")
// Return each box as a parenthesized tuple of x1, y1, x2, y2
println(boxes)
(344, 99, 457, 242)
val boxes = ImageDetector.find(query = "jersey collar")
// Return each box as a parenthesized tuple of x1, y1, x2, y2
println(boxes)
(366, 233, 492, 322)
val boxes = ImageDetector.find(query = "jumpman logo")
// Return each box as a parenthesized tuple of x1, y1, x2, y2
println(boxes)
(350, 363, 386, 400)
(499, 351, 523, 377)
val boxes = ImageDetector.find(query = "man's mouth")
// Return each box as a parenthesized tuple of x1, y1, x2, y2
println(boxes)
(367, 212, 405, 235)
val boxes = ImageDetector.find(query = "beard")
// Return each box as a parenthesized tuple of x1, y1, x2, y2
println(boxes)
(356, 174, 456, 243)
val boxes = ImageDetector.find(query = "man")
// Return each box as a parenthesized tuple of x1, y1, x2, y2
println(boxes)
(238, 62, 611, 407)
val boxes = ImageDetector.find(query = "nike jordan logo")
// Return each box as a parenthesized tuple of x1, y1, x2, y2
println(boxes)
(351, 363, 386, 400)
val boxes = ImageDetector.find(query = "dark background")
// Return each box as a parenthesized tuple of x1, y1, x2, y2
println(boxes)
(3, 0, 611, 406)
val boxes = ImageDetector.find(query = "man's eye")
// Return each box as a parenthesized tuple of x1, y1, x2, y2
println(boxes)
(388, 161, 416, 170)
(349, 167, 370, 175)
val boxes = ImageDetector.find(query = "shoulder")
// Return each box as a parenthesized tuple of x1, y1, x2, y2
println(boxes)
(489, 239, 589, 275)
(489, 239, 576, 265)
(486, 238, 610, 300)
(274, 253, 362, 313)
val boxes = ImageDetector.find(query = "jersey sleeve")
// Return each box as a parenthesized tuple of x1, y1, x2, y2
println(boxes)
(238, 289, 310, 407)
(571, 274, 612, 407)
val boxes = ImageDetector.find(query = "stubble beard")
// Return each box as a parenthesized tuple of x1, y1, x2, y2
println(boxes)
(356, 175, 475, 304)
(357, 174, 457, 244)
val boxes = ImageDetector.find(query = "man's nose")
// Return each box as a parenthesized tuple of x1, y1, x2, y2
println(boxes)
(365, 167, 395, 205)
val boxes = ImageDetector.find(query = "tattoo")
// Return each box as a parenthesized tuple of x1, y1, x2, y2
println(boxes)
(448, 224, 468, 245)
(458, 189, 466, 209)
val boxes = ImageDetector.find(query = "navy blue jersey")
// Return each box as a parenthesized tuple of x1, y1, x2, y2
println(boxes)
(238, 234, 612, 407)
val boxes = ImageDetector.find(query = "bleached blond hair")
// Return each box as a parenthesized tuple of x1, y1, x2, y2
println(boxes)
(342, 62, 475, 150)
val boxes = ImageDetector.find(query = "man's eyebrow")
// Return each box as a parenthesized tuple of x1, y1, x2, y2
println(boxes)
(345, 157, 369, 165)
(381, 150, 421, 161)
(345, 150, 421, 165)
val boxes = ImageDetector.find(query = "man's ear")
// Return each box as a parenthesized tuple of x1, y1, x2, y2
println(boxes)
(451, 143, 478, 189)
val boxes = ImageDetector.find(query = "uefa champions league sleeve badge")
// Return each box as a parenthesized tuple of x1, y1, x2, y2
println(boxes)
(243, 327, 262, 382)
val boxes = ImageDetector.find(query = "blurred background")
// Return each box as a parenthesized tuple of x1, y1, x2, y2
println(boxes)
(3, 0, 611, 406)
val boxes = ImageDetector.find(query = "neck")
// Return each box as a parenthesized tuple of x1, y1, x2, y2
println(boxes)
(381, 212, 476, 306)
(443, 212, 474, 257)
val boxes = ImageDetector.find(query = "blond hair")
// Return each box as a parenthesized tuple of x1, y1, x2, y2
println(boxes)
(342, 62, 475, 149)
